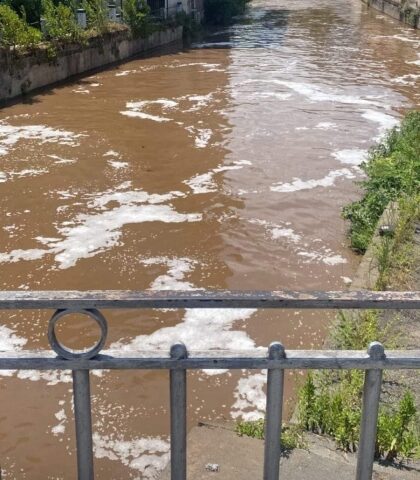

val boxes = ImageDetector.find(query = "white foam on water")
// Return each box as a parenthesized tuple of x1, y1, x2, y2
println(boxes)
(270, 168, 355, 192)
(184, 160, 251, 194)
(271, 227, 302, 243)
(297, 250, 347, 265)
(108, 160, 129, 169)
(121, 99, 178, 123)
(112, 259, 258, 373)
(249, 219, 302, 244)
(0, 185, 201, 269)
(243, 79, 386, 107)
(115, 69, 137, 76)
(47, 154, 77, 165)
(361, 109, 399, 132)
(93, 433, 170, 478)
(184, 172, 217, 194)
(391, 74, 420, 86)
(231, 372, 266, 421)
(103, 150, 121, 157)
(0, 122, 83, 156)
(111, 308, 257, 356)
(195, 129, 213, 148)
(169, 62, 222, 70)
(332, 149, 368, 166)
(141, 257, 198, 291)
(257, 91, 292, 101)
(185, 126, 213, 148)
(72, 88, 90, 94)
(315, 122, 337, 130)
(406, 57, 420, 66)
(181, 93, 214, 111)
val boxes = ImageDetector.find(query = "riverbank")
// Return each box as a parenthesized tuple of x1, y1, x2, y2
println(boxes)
(0, 25, 183, 105)
(362, 0, 420, 28)
(234, 112, 420, 465)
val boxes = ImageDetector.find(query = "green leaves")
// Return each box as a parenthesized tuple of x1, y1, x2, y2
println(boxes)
(0, 4, 41, 48)
(41, 0, 84, 44)
(122, 0, 151, 38)
(343, 111, 420, 253)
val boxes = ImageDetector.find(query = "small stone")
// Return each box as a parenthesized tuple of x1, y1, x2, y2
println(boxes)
(205, 463, 220, 472)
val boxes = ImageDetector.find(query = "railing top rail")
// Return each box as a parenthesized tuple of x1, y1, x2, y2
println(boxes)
(0, 290, 419, 310)
(1, 348, 419, 370)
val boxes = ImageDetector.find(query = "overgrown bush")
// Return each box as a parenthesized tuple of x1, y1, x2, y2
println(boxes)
(122, 0, 151, 37)
(204, 0, 249, 25)
(42, 0, 84, 43)
(5, 0, 43, 25)
(0, 4, 41, 48)
(83, 0, 109, 33)
(342, 111, 420, 253)
(297, 311, 420, 461)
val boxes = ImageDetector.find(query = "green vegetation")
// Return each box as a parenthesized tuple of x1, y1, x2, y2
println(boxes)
(42, 0, 84, 43)
(0, 4, 41, 48)
(83, 0, 109, 34)
(296, 112, 420, 463)
(0, 0, 159, 52)
(122, 0, 151, 38)
(297, 311, 420, 461)
(204, 0, 249, 25)
(342, 111, 420, 253)
(236, 419, 305, 452)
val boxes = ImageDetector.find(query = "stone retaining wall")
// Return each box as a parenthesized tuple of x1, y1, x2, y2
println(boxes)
(0, 26, 183, 105)
(362, 0, 420, 28)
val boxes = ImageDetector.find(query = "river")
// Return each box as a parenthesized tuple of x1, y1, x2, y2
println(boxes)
(0, 0, 419, 477)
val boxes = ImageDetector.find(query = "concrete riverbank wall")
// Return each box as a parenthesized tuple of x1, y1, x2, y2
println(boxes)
(362, 0, 420, 28)
(0, 26, 183, 105)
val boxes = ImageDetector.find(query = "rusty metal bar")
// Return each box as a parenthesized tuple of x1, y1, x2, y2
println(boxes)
(263, 342, 285, 480)
(1, 349, 419, 370)
(0, 290, 419, 310)
(170, 344, 187, 480)
(72, 370, 94, 480)
(356, 342, 384, 480)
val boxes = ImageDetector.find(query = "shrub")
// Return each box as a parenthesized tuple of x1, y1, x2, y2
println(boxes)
(83, 0, 109, 33)
(297, 311, 420, 461)
(342, 111, 420, 253)
(122, 0, 151, 37)
(204, 0, 249, 25)
(0, 4, 41, 48)
(41, 0, 84, 43)
(5, 0, 43, 25)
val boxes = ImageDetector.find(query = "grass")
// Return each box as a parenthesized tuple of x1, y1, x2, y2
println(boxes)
(297, 311, 420, 461)
(342, 111, 420, 254)
(235, 420, 305, 452)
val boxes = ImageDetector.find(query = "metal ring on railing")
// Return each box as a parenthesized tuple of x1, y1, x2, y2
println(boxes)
(48, 308, 108, 360)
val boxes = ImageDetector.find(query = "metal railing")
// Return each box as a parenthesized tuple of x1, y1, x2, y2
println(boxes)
(0, 290, 419, 480)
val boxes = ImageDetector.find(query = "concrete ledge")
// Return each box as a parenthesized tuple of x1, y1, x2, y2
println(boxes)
(362, 0, 420, 28)
(159, 422, 420, 480)
(0, 26, 183, 104)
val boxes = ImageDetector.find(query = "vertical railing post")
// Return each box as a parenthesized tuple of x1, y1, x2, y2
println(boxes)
(356, 342, 385, 480)
(72, 369, 94, 480)
(263, 342, 286, 480)
(170, 343, 188, 480)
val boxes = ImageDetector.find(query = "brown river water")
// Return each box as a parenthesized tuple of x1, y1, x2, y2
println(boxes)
(0, 0, 419, 477)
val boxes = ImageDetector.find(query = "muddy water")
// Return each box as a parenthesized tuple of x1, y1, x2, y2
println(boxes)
(1, 0, 419, 477)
